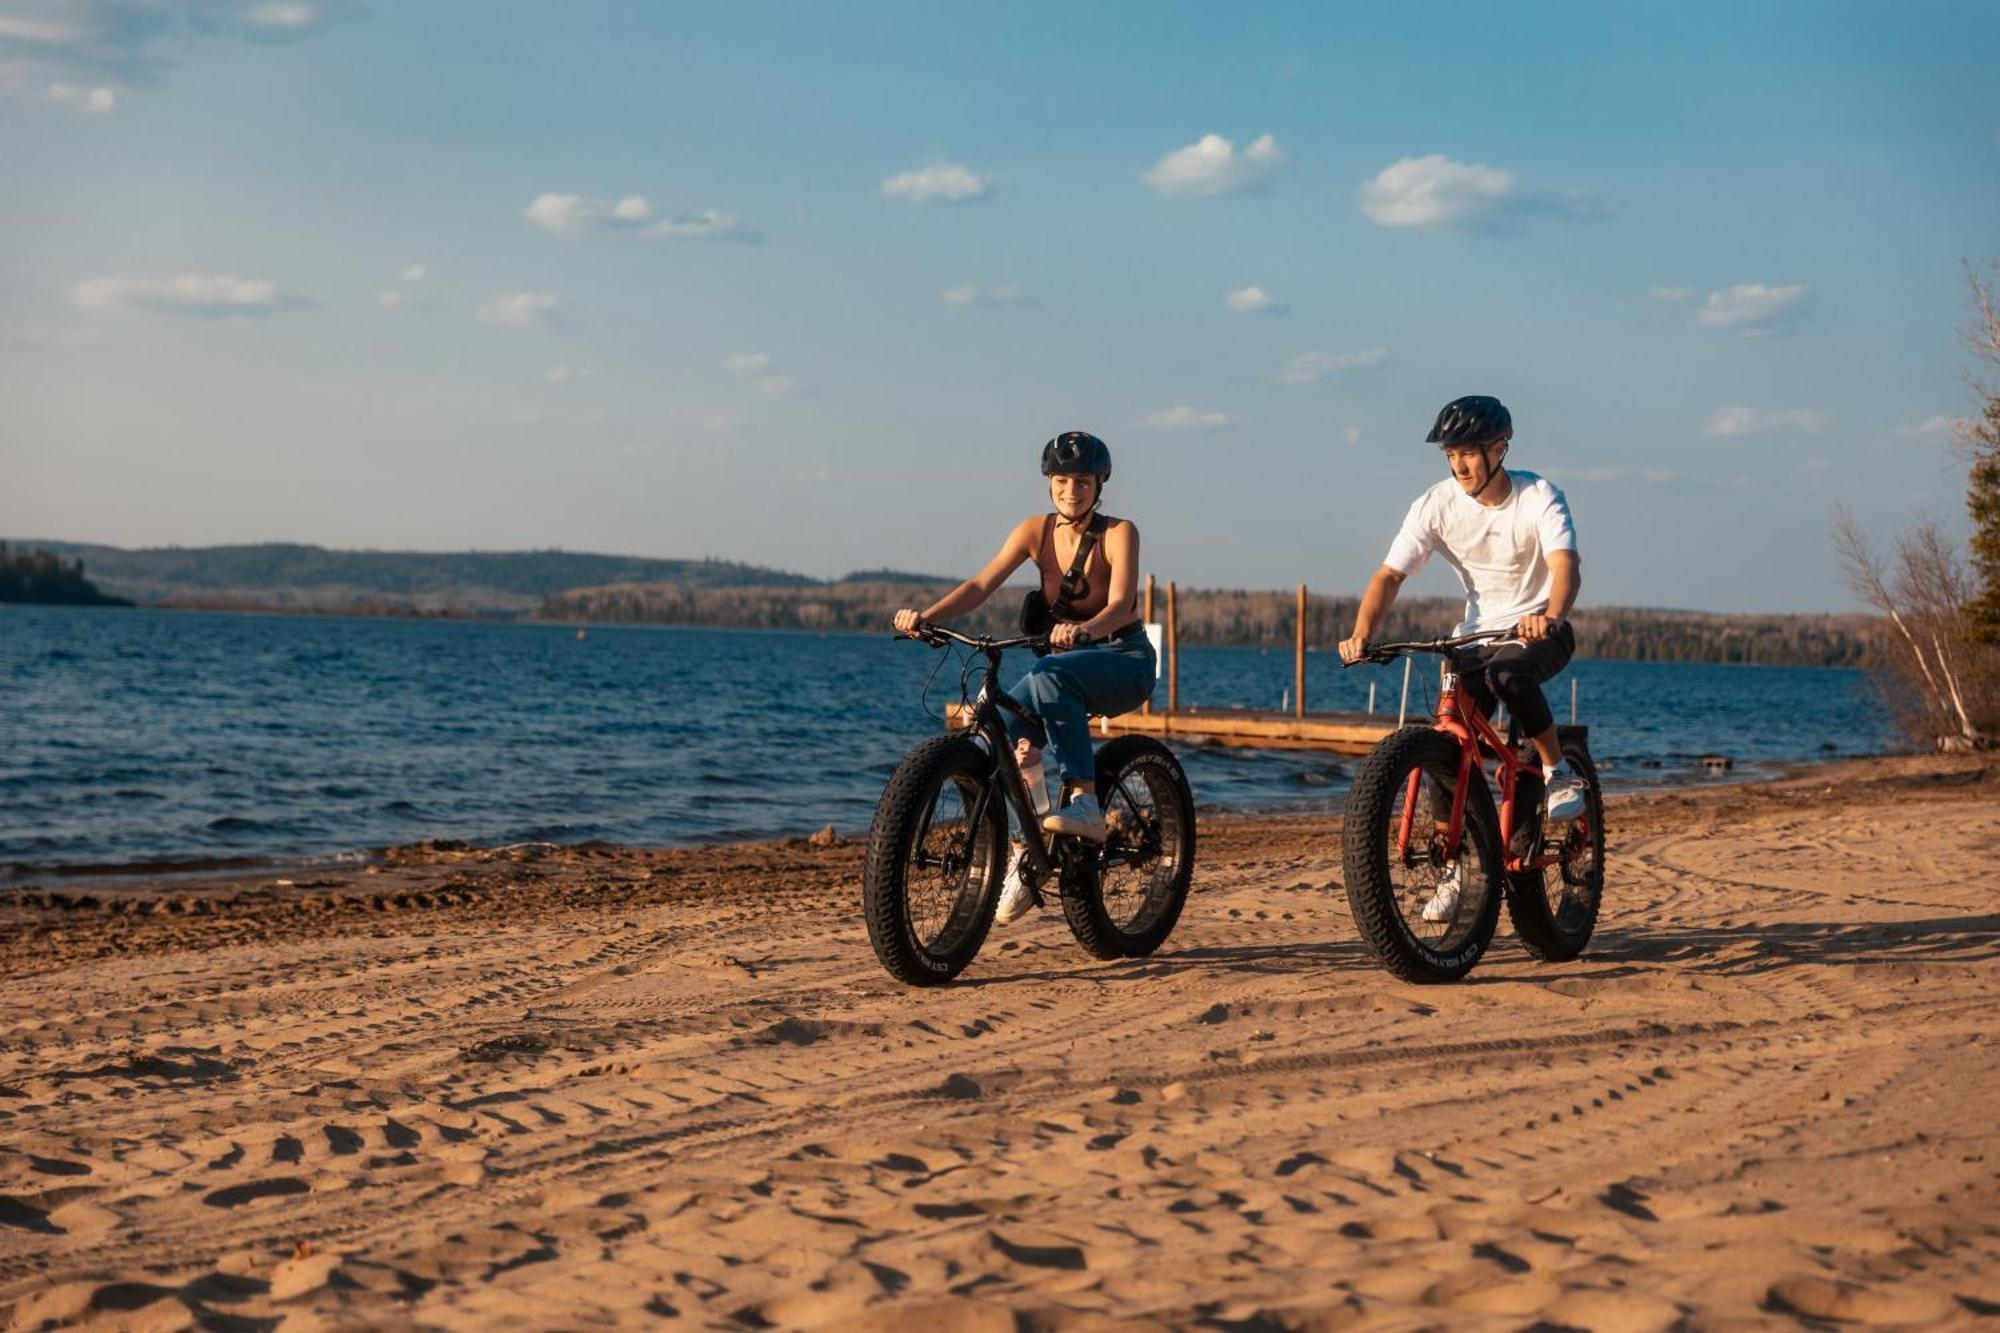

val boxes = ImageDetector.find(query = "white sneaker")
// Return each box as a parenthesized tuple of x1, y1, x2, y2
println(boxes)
(1043, 791, 1109, 843)
(1421, 862, 1462, 924)
(995, 842, 1035, 924)
(1544, 762, 1588, 824)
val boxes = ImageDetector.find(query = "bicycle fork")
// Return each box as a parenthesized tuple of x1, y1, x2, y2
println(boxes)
(1394, 747, 1477, 869)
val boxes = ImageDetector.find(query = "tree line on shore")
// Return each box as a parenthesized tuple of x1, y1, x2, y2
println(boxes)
(0, 543, 128, 606)
(536, 579, 1892, 668)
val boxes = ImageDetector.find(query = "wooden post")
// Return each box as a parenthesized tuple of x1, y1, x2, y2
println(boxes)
(1294, 583, 1307, 719)
(1142, 573, 1156, 715)
(1166, 580, 1179, 715)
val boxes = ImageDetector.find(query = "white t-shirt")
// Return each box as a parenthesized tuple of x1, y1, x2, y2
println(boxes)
(1382, 470, 1578, 636)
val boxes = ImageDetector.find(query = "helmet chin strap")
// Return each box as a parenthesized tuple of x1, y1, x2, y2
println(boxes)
(1469, 443, 1508, 500)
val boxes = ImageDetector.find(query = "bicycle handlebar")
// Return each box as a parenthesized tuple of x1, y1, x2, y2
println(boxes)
(900, 616, 1096, 652)
(1344, 628, 1518, 666)
(896, 622, 1054, 653)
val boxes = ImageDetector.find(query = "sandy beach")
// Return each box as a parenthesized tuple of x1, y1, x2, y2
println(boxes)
(2, 754, 1996, 1329)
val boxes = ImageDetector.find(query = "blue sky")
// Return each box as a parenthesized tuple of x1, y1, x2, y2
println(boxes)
(3, 1, 1996, 612)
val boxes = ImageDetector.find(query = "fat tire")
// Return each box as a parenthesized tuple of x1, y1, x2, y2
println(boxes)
(862, 734, 1005, 986)
(1341, 725, 1504, 984)
(1059, 736, 1197, 959)
(1505, 740, 1606, 962)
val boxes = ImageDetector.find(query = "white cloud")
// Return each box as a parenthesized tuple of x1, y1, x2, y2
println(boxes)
(1143, 132, 1285, 197)
(1649, 285, 1692, 303)
(941, 282, 1028, 307)
(1278, 346, 1389, 386)
(650, 209, 760, 242)
(237, 2, 359, 36)
(71, 273, 297, 316)
(1224, 286, 1285, 315)
(1696, 283, 1813, 333)
(525, 194, 758, 241)
(0, 0, 360, 109)
(477, 291, 558, 328)
(1702, 406, 1828, 437)
(1358, 154, 1607, 232)
(378, 266, 422, 305)
(881, 161, 990, 204)
(697, 412, 736, 433)
(46, 82, 114, 112)
(546, 364, 593, 383)
(1360, 155, 1512, 228)
(1139, 405, 1235, 430)
(1342, 426, 1362, 445)
(1893, 414, 1968, 441)
(524, 193, 596, 234)
(721, 352, 794, 396)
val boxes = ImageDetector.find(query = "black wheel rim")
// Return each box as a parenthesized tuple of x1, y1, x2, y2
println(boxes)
(1543, 796, 1603, 933)
(903, 772, 995, 954)
(1386, 765, 1492, 954)
(1098, 768, 1184, 934)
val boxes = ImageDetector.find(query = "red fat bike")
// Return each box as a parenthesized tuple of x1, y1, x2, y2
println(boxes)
(1341, 631, 1605, 983)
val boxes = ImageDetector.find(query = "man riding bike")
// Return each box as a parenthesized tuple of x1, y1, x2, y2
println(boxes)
(1338, 395, 1586, 925)
(892, 431, 1156, 924)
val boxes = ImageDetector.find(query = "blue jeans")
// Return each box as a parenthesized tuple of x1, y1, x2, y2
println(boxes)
(1001, 630, 1156, 787)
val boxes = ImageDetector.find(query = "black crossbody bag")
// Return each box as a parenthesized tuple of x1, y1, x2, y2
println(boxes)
(1020, 513, 1105, 657)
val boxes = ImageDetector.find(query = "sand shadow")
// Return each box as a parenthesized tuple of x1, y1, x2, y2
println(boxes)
(1588, 911, 2000, 975)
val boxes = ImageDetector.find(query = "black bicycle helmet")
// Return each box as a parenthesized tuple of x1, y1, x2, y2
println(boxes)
(1426, 395, 1513, 448)
(1041, 430, 1112, 483)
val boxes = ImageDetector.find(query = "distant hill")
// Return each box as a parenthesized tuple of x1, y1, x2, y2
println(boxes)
(541, 579, 1894, 669)
(8, 538, 1893, 667)
(7, 541, 820, 615)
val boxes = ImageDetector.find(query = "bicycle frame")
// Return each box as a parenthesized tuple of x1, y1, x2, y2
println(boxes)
(1405, 665, 1566, 875)
(1357, 631, 1576, 877)
(906, 625, 1150, 904)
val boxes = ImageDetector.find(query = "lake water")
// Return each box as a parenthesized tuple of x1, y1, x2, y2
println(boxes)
(1, 606, 1898, 875)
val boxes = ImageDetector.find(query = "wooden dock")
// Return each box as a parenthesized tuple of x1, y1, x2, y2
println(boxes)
(946, 703, 1399, 755)
(940, 575, 1583, 759)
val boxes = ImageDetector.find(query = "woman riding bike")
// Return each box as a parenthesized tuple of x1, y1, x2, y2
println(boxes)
(892, 431, 1156, 924)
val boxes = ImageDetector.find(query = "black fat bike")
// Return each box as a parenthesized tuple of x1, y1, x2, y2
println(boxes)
(862, 624, 1197, 986)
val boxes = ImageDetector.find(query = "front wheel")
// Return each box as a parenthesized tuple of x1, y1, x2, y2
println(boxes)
(1341, 726, 1504, 983)
(862, 735, 1006, 985)
(1505, 739, 1605, 961)
(1059, 736, 1197, 959)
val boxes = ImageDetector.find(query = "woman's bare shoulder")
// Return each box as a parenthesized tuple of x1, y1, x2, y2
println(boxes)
(1007, 512, 1050, 552)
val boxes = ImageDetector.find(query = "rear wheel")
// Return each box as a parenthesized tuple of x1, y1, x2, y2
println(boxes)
(1059, 736, 1196, 959)
(862, 735, 1006, 985)
(1341, 726, 1503, 983)
(1506, 740, 1605, 962)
